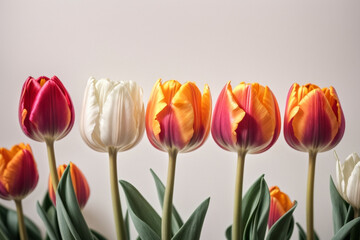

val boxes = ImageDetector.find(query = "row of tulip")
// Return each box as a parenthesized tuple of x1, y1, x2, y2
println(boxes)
(0, 75, 359, 240)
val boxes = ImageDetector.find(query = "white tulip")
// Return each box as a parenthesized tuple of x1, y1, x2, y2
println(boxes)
(80, 77, 145, 152)
(336, 152, 360, 210)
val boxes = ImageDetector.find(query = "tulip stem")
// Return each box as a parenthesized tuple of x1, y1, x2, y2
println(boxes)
(162, 150, 178, 240)
(108, 147, 126, 240)
(15, 200, 28, 240)
(46, 139, 59, 193)
(306, 151, 317, 240)
(355, 208, 360, 218)
(232, 151, 246, 240)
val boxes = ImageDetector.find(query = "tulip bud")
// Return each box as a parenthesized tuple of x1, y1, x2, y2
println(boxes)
(268, 186, 294, 229)
(48, 162, 90, 209)
(80, 77, 145, 152)
(284, 83, 345, 153)
(0, 143, 39, 200)
(145, 79, 212, 153)
(336, 153, 360, 210)
(211, 82, 281, 153)
(19, 76, 75, 142)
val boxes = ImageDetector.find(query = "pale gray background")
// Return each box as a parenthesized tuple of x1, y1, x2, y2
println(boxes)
(0, 0, 359, 239)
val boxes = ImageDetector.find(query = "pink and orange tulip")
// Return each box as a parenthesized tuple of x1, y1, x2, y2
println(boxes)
(211, 82, 281, 153)
(284, 83, 345, 153)
(19, 76, 75, 142)
(48, 162, 90, 209)
(268, 186, 294, 229)
(145, 79, 212, 153)
(0, 143, 38, 200)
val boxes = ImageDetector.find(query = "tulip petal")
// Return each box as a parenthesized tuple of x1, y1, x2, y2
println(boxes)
(80, 78, 106, 152)
(291, 88, 339, 152)
(29, 80, 72, 141)
(336, 156, 347, 201)
(70, 163, 90, 209)
(346, 161, 360, 209)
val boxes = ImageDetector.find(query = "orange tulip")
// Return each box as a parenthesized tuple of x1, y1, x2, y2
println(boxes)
(284, 83, 345, 153)
(0, 143, 38, 200)
(48, 162, 90, 209)
(268, 186, 294, 229)
(145, 79, 212, 153)
(211, 82, 281, 154)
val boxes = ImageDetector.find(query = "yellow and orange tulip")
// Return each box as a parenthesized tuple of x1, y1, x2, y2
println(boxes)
(0, 143, 39, 200)
(268, 186, 294, 229)
(211, 82, 281, 153)
(284, 83, 345, 152)
(48, 162, 90, 209)
(145, 79, 212, 153)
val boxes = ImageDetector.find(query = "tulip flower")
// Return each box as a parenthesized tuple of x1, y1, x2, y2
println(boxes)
(48, 162, 90, 209)
(211, 82, 280, 240)
(0, 143, 39, 240)
(336, 153, 360, 217)
(19, 76, 75, 193)
(80, 77, 145, 240)
(284, 83, 345, 240)
(268, 186, 294, 229)
(145, 79, 211, 240)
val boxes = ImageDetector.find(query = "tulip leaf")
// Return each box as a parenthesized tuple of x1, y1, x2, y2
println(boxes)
(6, 207, 42, 240)
(225, 225, 231, 240)
(120, 180, 161, 240)
(330, 176, 350, 233)
(171, 198, 210, 240)
(332, 217, 360, 240)
(344, 206, 354, 224)
(125, 210, 130, 240)
(56, 165, 93, 240)
(91, 229, 108, 240)
(296, 223, 320, 240)
(266, 201, 297, 240)
(243, 176, 270, 240)
(150, 168, 184, 233)
(37, 202, 61, 240)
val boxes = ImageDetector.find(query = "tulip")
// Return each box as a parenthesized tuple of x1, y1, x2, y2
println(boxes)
(268, 186, 294, 229)
(0, 143, 39, 240)
(145, 79, 211, 240)
(19, 76, 75, 194)
(146, 79, 211, 153)
(336, 153, 360, 217)
(48, 162, 90, 209)
(80, 77, 145, 240)
(283, 83, 345, 240)
(211, 82, 280, 240)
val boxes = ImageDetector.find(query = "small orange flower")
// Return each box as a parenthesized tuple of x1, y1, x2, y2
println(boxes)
(145, 79, 211, 153)
(0, 143, 39, 200)
(48, 162, 90, 209)
(268, 186, 293, 228)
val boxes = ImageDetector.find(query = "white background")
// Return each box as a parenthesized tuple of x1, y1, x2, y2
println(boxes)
(1, 1, 359, 239)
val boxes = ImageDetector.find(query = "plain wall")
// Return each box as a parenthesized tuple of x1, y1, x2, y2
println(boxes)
(0, 0, 359, 239)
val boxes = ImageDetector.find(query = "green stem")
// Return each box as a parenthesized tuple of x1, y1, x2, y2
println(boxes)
(232, 151, 246, 240)
(306, 151, 317, 240)
(15, 200, 28, 240)
(108, 148, 126, 240)
(162, 150, 178, 240)
(45, 139, 59, 193)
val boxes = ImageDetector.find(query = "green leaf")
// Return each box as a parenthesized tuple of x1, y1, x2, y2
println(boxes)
(36, 202, 60, 240)
(330, 176, 350, 233)
(344, 206, 354, 224)
(296, 223, 320, 240)
(120, 180, 161, 240)
(91, 229, 108, 240)
(56, 165, 93, 240)
(125, 211, 130, 240)
(332, 217, 360, 240)
(150, 169, 184, 234)
(6, 208, 42, 240)
(266, 201, 297, 240)
(171, 198, 210, 240)
(243, 176, 270, 240)
(225, 225, 231, 240)
(42, 191, 54, 212)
